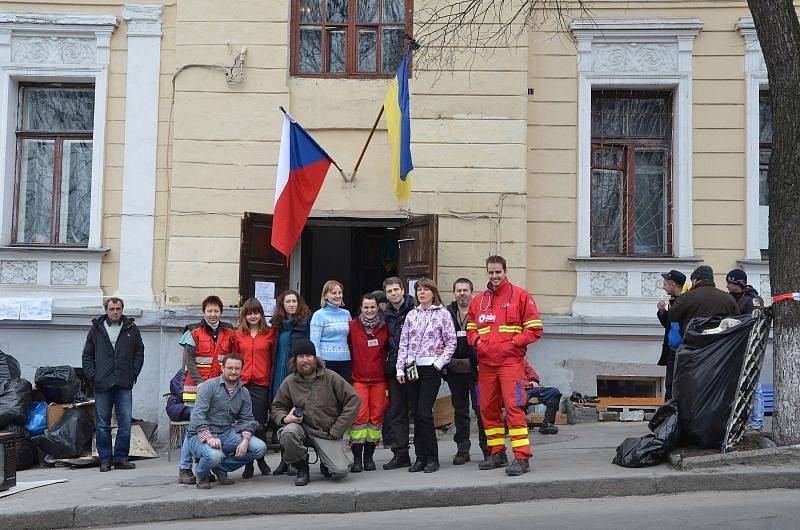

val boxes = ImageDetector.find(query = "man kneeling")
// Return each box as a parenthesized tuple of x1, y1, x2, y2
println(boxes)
(272, 339, 360, 486)
(187, 353, 266, 489)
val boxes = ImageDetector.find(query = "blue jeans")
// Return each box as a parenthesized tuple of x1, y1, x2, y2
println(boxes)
(179, 405, 193, 470)
(188, 429, 266, 478)
(747, 383, 764, 429)
(95, 386, 133, 464)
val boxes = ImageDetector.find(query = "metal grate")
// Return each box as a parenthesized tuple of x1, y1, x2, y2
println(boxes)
(721, 308, 773, 453)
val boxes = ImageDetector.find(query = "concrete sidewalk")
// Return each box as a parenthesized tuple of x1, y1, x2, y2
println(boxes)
(3, 421, 799, 529)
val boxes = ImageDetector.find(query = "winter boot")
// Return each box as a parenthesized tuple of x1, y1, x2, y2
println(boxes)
(505, 459, 531, 476)
(479, 451, 509, 470)
(423, 457, 440, 473)
(383, 451, 411, 470)
(242, 462, 255, 479)
(212, 467, 235, 485)
(350, 443, 364, 473)
(452, 452, 471, 465)
(196, 475, 211, 489)
(294, 457, 310, 487)
(178, 468, 196, 485)
(408, 458, 427, 472)
(363, 442, 377, 471)
(256, 457, 271, 475)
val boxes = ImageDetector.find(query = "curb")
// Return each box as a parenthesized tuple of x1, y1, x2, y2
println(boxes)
(5, 467, 800, 529)
(675, 445, 800, 470)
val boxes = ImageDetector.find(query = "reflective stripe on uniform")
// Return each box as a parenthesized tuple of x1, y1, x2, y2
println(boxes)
(511, 438, 530, 448)
(182, 393, 196, 401)
(476, 327, 491, 335)
(498, 325, 522, 333)
(195, 356, 214, 364)
(466, 323, 478, 330)
(487, 438, 506, 447)
(484, 427, 505, 436)
(508, 427, 529, 437)
(523, 319, 543, 329)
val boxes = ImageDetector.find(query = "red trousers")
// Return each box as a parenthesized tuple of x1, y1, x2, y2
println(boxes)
(349, 380, 389, 444)
(478, 360, 532, 460)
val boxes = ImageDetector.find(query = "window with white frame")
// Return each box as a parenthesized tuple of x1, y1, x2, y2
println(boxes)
(758, 89, 771, 260)
(13, 83, 94, 246)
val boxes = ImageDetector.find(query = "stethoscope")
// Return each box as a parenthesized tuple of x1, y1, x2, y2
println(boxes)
(478, 282, 515, 320)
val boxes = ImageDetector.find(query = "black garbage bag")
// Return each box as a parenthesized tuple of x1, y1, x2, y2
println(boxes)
(0, 350, 21, 380)
(31, 407, 94, 459)
(648, 400, 681, 453)
(1, 424, 38, 470)
(34, 366, 85, 404)
(613, 436, 664, 467)
(0, 378, 32, 429)
(672, 315, 755, 449)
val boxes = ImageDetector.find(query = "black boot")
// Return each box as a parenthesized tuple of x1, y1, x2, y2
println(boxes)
(539, 399, 560, 435)
(363, 443, 377, 471)
(294, 457, 310, 487)
(273, 448, 290, 475)
(383, 451, 411, 470)
(350, 443, 364, 473)
(242, 462, 254, 479)
(257, 457, 271, 475)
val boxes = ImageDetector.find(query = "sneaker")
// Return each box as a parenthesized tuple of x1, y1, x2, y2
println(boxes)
(178, 468, 196, 485)
(196, 476, 211, 489)
(478, 452, 509, 470)
(505, 459, 530, 476)
(538, 422, 559, 435)
(212, 467, 235, 485)
(408, 459, 427, 472)
(452, 452, 471, 465)
(383, 452, 411, 470)
(113, 460, 136, 470)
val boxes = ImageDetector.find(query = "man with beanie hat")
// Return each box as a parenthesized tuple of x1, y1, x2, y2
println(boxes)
(271, 339, 360, 486)
(668, 265, 738, 333)
(725, 269, 765, 430)
(656, 270, 686, 399)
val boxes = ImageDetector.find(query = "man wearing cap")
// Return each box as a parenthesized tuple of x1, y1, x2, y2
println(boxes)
(668, 265, 738, 334)
(725, 269, 765, 431)
(271, 339, 360, 486)
(656, 270, 686, 400)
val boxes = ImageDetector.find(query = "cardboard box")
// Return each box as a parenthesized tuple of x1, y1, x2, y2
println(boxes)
(433, 396, 455, 428)
(47, 400, 95, 430)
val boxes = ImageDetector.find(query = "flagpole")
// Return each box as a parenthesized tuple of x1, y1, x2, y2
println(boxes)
(350, 104, 384, 182)
(278, 106, 346, 178)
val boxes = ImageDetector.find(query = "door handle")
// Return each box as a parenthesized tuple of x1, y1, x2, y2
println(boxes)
(397, 238, 415, 244)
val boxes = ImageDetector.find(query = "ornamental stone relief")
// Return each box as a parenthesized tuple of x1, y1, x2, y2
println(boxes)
(12, 36, 96, 64)
(641, 272, 663, 298)
(591, 42, 678, 73)
(51, 261, 88, 286)
(760, 275, 771, 298)
(0, 260, 37, 284)
(590, 271, 628, 296)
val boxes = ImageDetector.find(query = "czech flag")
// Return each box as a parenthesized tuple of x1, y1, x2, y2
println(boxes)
(272, 110, 333, 258)
(384, 53, 413, 202)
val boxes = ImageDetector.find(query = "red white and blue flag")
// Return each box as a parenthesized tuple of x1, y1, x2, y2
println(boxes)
(272, 110, 333, 257)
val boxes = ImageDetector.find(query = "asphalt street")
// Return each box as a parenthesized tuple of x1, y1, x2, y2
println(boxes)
(117, 488, 800, 530)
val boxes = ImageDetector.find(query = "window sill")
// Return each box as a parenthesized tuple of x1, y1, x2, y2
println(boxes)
(1, 246, 109, 254)
(570, 256, 702, 264)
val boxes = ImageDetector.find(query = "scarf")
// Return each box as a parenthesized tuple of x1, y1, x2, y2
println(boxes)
(359, 312, 384, 333)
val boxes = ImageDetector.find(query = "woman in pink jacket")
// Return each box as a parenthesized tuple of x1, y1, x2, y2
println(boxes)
(396, 278, 456, 473)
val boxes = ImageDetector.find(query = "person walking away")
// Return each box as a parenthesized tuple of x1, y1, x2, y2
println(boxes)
(310, 280, 352, 381)
(82, 297, 144, 472)
(270, 290, 311, 475)
(467, 255, 543, 476)
(446, 278, 488, 464)
(348, 293, 390, 472)
(177, 295, 235, 484)
(272, 339, 360, 486)
(381, 277, 416, 470)
(232, 298, 274, 478)
(656, 270, 686, 400)
(396, 279, 457, 473)
(523, 360, 562, 434)
(726, 269, 766, 431)
(186, 353, 267, 489)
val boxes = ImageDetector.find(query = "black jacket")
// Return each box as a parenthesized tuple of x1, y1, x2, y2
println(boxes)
(656, 295, 679, 366)
(668, 280, 739, 332)
(82, 315, 145, 392)
(446, 301, 476, 362)
(383, 295, 415, 374)
(732, 285, 763, 315)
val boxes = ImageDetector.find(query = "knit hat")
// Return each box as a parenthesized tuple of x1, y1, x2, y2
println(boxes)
(661, 269, 687, 286)
(690, 265, 714, 281)
(292, 339, 316, 358)
(371, 290, 387, 304)
(726, 269, 748, 286)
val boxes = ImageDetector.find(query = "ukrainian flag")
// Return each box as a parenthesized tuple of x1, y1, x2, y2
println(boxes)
(384, 53, 413, 201)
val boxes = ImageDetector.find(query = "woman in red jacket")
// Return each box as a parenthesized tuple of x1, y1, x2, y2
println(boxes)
(232, 298, 274, 479)
(348, 293, 390, 472)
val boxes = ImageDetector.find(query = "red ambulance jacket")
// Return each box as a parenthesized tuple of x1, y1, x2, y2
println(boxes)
(466, 277, 543, 367)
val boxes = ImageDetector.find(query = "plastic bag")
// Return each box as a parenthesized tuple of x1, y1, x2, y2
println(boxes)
(613, 436, 663, 467)
(672, 315, 755, 449)
(25, 400, 48, 435)
(32, 407, 94, 459)
(0, 378, 32, 429)
(667, 322, 682, 350)
(0, 350, 21, 380)
(649, 401, 680, 452)
(34, 366, 85, 404)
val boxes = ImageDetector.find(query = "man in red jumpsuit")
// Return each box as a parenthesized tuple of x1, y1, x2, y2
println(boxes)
(467, 255, 543, 476)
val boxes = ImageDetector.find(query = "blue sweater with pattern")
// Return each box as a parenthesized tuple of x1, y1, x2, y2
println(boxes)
(310, 303, 351, 361)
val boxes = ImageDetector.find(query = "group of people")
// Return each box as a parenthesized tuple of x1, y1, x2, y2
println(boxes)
(656, 265, 764, 427)
(79, 254, 551, 487)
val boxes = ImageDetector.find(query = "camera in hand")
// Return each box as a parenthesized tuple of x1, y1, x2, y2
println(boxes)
(292, 407, 304, 417)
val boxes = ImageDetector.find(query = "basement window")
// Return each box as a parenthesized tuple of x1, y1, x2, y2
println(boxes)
(597, 376, 659, 398)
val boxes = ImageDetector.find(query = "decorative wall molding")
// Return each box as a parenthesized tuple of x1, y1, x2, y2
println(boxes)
(123, 4, 163, 37)
(590, 272, 628, 296)
(0, 12, 117, 27)
(591, 42, 678, 73)
(12, 36, 95, 64)
(640, 272, 664, 297)
(0, 259, 36, 284)
(51, 260, 88, 285)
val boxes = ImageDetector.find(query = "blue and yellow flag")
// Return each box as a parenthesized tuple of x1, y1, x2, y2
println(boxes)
(384, 54, 413, 201)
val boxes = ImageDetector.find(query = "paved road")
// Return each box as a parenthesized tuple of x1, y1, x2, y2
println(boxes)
(120, 488, 799, 530)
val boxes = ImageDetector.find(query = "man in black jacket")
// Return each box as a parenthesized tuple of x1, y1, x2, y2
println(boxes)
(82, 297, 145, 472)
(381, 277, 416, 470)
(725, 269, 764, 314)
(656, 269, 686, 400)
(446, 278, 488, 464)
(668, 265, 738, 333)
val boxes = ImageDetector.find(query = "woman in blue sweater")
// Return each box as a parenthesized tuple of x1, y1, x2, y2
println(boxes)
(310, 280, 352, 382)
